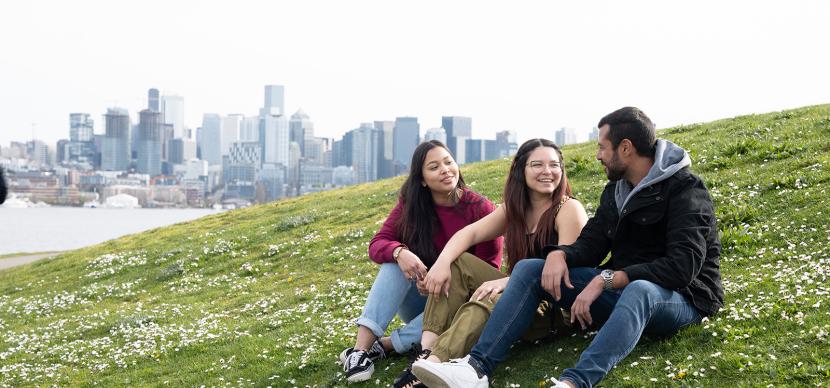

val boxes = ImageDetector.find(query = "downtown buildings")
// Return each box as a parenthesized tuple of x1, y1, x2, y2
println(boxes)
(2, 85, 521, 208)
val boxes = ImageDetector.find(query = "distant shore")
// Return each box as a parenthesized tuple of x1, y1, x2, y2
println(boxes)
(0, 252, 60, 271)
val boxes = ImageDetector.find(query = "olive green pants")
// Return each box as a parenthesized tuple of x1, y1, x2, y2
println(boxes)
(422, 253, 560, 362)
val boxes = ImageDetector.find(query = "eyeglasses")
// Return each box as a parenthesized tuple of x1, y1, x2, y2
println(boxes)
(526, 161, 562, 173)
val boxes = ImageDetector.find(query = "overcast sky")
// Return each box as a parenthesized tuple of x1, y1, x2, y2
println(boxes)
(1, 0, 828, 147)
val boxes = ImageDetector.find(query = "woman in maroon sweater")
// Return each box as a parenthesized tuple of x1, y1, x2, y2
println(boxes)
(341, 140, 503, 383)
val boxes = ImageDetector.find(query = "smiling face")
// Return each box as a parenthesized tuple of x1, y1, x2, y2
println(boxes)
(421, 146, 460, 197)
(597, 124, 626, 181)
(524, 146, 563, 196)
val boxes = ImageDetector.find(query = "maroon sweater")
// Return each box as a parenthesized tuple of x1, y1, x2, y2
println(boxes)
(368, 188, 503, 269)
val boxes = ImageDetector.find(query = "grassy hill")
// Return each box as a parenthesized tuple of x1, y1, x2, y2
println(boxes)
(2, 105, 829, 387)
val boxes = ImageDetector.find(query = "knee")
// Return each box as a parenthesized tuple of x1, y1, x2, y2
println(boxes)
(511, 258, 545, 281)
(618, 280, 662, 310)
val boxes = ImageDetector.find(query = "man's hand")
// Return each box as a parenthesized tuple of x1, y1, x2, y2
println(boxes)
(571, 276, 603, 330)
(396, 250, 427, 282)
(423, 261, 452, 297)
(542, 250, 573, 300)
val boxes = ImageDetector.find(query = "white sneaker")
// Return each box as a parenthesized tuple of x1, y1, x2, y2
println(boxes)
(549, 377, 572, 388)
(411, 355, 488, 388)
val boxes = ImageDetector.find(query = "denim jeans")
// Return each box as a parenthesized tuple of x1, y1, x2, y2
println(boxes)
(468, 259, 702, 388)
(356, 263, 426, 353)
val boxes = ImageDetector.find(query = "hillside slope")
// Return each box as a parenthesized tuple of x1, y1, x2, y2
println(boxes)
(1, 105, 829, 387)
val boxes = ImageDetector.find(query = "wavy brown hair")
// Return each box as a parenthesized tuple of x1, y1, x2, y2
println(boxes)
(396, 140, 466, 268)
(503, 139, 572, 272)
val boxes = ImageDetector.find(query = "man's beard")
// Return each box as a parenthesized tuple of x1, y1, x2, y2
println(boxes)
(604, 152, 625, 181)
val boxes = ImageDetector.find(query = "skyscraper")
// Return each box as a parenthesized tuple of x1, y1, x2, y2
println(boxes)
(260, 108, 289, 168)
(442, 116, 472, 158)
(136, 109, 162, 176)
(161, 95, 185, 139)
(393, 117, 420, 172)
(70, 113, 94, 142)
(200, 114, 223, 166)
(352, 123, 381, 183)
(101, 108, 131, 171)
(555, 127, 579, 146)
(374, 121, 395, 179)
(148, 88, 160, 111)
(495, 130, 518, 158)
(239, 116, 260, 142)
(289, 109, 313, 155)
(264, 85, 285, 116)
(222, 114, 242, 157)
(424, 127, 447, 145)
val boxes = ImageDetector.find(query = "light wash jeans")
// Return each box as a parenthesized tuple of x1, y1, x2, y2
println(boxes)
(356, 263, 426, 353)
(468, 259, 702, 388)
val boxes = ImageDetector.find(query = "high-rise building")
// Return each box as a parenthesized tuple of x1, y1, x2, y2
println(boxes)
(424, 127, 447, 144)
(101, 107, 131, 171)
(161, 95, 184, 139)
(495, 130, 518, 158)
(264, 85, 285, 116)
(465, 138, 486, 164)
(374, 121, 395, 179)
(393, 117, 419, 172)
(223, 142, 261, 201)
(27, 140, 51, 167)
(70, 113, 94, 142)
(222, 114, 242, 157)
(148, 88, 160, 111)
(332, 131, 353, 167)
(589, 126, 599, 141)
(352, 123, 382, 183)
(289, 109, 313, 155)
(239, 116, 260, 142)
(200, 114, 223, 166)
(555, 127, 579, 146)
(167, 138, 196, 165)
(442, 116, 472, 157)
(260, 108, 289, 169)
(136, 109, 162, 176)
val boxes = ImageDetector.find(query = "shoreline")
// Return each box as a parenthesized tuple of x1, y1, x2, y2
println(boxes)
(0, 252, 62, 271)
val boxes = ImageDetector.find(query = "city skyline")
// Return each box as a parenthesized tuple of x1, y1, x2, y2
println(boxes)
(1, 1, 829, 146)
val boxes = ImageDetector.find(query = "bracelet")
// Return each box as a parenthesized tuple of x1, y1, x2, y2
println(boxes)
(392, 245, 407, 261)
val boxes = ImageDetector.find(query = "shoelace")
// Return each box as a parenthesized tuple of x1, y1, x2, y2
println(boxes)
(346, 350, 367, 370)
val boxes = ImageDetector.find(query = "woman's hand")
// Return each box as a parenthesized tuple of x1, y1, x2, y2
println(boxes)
(424, 261, 452, 298)
(470, 277, 509, 302)
(396, 249, 427, 282)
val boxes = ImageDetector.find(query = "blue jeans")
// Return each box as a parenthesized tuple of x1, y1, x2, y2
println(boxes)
(469, 259, 702, 388)
(356, 263, 426, 353)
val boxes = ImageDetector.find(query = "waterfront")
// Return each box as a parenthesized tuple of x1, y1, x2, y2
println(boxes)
(0, 207, 222, 255)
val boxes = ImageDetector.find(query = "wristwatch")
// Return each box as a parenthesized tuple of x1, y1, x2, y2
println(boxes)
(600, 269, 615, 290)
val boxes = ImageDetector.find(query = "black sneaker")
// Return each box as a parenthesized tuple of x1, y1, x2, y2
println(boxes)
(343, 350, 374, 383)
(339, 339, 387, 364)
(392, 344, 431, 388)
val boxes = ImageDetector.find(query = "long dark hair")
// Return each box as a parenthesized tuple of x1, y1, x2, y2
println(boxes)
(396, 140, 466, 267)
(503, 139, 572, 272)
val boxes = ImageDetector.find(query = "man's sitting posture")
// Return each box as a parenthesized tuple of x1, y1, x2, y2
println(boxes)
(412, 107, 723, 388)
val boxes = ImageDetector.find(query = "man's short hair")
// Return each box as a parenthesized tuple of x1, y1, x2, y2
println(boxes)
(598, 107, 656, 157)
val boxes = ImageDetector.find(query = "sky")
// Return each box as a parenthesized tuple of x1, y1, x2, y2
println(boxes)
(1, 0, 828, 147)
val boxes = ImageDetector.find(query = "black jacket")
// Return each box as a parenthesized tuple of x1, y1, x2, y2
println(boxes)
(543, 167, 723, 317)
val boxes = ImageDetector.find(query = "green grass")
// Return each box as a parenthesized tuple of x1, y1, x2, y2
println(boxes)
(1, 105, 830, 387)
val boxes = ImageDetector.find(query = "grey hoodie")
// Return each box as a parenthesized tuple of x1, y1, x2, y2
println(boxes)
(614, 139, 691, 214)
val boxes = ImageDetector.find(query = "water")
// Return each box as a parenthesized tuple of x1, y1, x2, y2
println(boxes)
(0, 207, 222, 255)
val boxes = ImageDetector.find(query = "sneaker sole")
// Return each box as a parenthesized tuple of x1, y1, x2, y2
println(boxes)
(346, 365, 374, 383)
(411, 362, 453, 388)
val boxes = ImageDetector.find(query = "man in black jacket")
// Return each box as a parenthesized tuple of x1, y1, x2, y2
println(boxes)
(412, 107, 723, 388)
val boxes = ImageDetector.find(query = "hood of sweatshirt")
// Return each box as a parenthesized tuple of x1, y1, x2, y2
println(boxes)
(614, 139, 691, 214)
